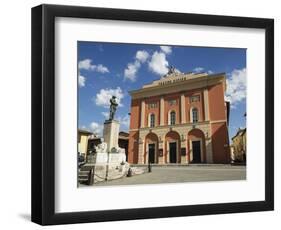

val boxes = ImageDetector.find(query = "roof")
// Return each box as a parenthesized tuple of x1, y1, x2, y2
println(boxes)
(240, 128, 246, 136)
(231, 128, 246, 140)
(129, 71, 226, 99)
(119, 131, 129, 137)
(78, 129, 93, 135)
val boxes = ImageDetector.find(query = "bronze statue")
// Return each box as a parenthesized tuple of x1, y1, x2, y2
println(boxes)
(109, 96, 118, 120)
(167, 65, 176, 75)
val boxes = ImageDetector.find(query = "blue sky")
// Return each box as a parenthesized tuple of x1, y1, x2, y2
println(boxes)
(78, 42, 246, 141)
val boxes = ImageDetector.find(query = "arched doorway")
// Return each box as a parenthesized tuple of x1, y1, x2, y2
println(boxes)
(165, 131, 181, 163)
(145, 132, 158, 164)
(188, 129, 206, 163)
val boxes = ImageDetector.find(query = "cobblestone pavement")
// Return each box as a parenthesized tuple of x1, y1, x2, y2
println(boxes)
(81, 165, 246, 187)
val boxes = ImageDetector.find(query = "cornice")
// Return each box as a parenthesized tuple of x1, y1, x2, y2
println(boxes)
(129, 73, 226, 99)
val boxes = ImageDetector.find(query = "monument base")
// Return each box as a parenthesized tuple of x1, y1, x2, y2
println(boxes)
(108, 152, 126, 164)
(103, 120, 120, 152)
(82, 145, 128, 184)
(87, 152, 126, 165)
(87, 152, 108, 164)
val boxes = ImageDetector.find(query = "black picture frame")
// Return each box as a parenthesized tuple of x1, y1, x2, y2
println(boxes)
(31, 4, 274, 225)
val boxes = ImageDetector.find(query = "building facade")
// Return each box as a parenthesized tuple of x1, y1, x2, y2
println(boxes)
(128, 70, 230, 164)
(78, 129, 92, 159)
(231, 128, 246, 163)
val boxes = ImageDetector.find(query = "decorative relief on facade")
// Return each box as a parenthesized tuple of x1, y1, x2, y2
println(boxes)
(148, 102, 158, 109)
(168, 99, 177, 106)
(190, 95, 200, 103)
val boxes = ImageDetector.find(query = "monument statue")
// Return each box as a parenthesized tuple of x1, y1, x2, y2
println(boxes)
(167, 65, 176, 75)
(79, 95, 145, 185)
(109, 95, 118, 120)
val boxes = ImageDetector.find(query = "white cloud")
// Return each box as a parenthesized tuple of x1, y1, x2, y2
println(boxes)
(117, 114, 130, 131)
(79, 59, 94, 70)
(95, 64, 109, 73)
(89, 122, 103, 135)
(78, 59, 109, 73)
(80, 125, 89, 131)
(124, 61, 141, 82)
(225, 68, 247, 108)
(135, 50, 149, 63)
(148, 51, 169, 75)
(124, 50, 150, 82)
(78, 75, 86, 87)
(193, 67, 214, 74)
(95, 87, 124, 108)
(101, 111, 109, 119)
(160, 46, 172, 54)
(193, 67, 204, 73)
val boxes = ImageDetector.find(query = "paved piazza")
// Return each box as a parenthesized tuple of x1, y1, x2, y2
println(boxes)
(83, 165, 246, 187)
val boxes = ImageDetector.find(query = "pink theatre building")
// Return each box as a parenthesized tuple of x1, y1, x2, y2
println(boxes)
(127, 70, 230, 164)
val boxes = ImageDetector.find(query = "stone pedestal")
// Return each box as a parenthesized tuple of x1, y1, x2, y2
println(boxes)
(103, 120, 120, 152)
(109, 152, 126, 164)
(87, 152, 108, 164)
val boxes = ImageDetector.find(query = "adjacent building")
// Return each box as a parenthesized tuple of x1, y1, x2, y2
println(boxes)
(231, 128, 246, 163)
(128, 69, 230, 164)
(78, 129, 93, 159)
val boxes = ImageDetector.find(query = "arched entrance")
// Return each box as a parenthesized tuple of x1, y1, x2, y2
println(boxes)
(145, 132, 158, 164)
(165, 131, 181, 163)
(188, 129, 206, 163)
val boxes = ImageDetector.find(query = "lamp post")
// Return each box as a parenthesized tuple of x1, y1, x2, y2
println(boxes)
(148, 160, 152, 173)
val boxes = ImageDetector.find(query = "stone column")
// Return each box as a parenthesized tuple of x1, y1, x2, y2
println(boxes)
(203, 89, 209, 121)
(160, 97, 164, 126)
(140, 100, 145, 128)
(103, 120, 120, 152)
(205, 138, 213, 163)
(166, 141, 170, 163)
(158, 138, 164, 164)
(186, 140, 190, 163)
(181, 94, 186, 124)
(180, 139, 187, 164)
(138, 142, 145, 164)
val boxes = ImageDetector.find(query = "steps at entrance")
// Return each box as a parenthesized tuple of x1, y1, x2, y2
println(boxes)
(78, 169, 91, 184)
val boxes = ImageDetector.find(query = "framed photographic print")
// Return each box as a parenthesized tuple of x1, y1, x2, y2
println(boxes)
(31, 4, 274, 225)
